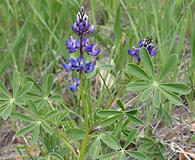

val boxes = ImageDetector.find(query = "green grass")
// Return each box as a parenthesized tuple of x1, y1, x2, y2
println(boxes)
(0, 0, 195, 159)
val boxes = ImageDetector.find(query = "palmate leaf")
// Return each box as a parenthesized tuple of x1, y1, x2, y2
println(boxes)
(67, 128, 85, 141)
(153, 88, 161, 107)
(0, 81, 10, 97)
(12, 112, 34, 122)
(100, 114, 123, 127)
(12, 71, 20, 97)
(41, 121, 53, 135)
(16, 82, 33, 98)
(30, 125, 40, 144)
(44, 110, 59, 120)
(117, 99, 125, 111)
(126, 64, 151, 81)
(44, 74, 54, 96)
(86, 138, 101, 159)
(126, 82, 151, 92)
(159, 83, 191, 95)
(113, 116, 123, 136)
(115, 152, 126, 160)
(16, 124, 35, 137)
(2, 103, 13, 120)
(27, 100, 39, 116)
(25, 76, 44, 96)
(100, 134, 121, 150)
(160, 88, 182, 105)
(127, 114, 144, 126)
(124, 128, 137, 149)
(96, 110, 123, 117)
(97, 152, 118, 160)
(140, 48, 155, 79)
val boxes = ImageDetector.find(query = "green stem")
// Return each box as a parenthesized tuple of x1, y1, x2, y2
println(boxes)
(79, 75, 89, 160)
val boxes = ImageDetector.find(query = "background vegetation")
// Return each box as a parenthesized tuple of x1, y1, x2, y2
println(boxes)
(0, 0, 195, 159)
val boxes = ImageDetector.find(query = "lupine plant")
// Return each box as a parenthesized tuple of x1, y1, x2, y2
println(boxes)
(0, 1, 194, 160)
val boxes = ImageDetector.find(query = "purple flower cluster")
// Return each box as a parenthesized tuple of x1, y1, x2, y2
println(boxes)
(128, 37, 157, 61)
(63, 7, 101, 91)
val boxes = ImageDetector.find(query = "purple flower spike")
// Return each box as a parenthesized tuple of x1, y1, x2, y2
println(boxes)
(72, 7, 94, 36)
(85, 61, 95, 73)
(66, 36, 80, 53)
(128, 37, 157, 61)
(84, 44, 101, 56)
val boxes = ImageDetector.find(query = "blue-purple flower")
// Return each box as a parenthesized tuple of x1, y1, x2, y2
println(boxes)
(85, 61, 95, 73)
(70, 78, 80, 91)
(66, 36, 80, 53)
(128, 47, 141, 61)
(63, 6, 100, 91)
(128, 37, 157, 61)
(84, 44, 101, 56)
(63, 58, 95, 73)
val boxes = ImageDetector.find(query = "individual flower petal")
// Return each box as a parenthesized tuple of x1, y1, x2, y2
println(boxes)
(70, 85, 77, 91)
(139, 40, 143, 47)
(63, 63, 73, 71)
(77, 57, 86, 71)
(149, 48, 157, 56)
(85, 61, 95, 73)
(66, 36, 80, 53)
(128, 49, 136, 56)
(84, 44, 101, 56)
(73, 78, 80, 86)
(69, 58, 78, 68)
(70, 78, 80, 92)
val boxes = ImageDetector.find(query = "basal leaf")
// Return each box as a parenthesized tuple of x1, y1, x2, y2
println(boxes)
(126, 64, 151, 81)
(41, 121, 53, 135)
(16, 82, 33, 98)
(126, 82, 150, 92)
(30, 125, 40, 144)
(96, 110, 123, 117)
(140, 48, 155, 79)
(67, 128, 85, 141)
(16, 124, 35, 137)
(116, 99, 124, 111)
(44, 110, 59, 120)
(124, 128, 138, 149)
(160, 83, 191, 95)
(0, 81, 10, 97)
(45, 74, 54, 96)
(12, 112, 34, 122)
(153, 88, 161, 107)
(126, 114, 144, 126)
(27, 99, 39, 115)
(101, 134, 121, 150)
(160, 89, 182, 105)
(2, 103, 13, 120)
(100, 114, 123, 127)
(12, 71, 20, 97)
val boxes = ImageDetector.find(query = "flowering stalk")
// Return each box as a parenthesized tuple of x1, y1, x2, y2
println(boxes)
(63, 6, 101, 159)
(128, 37, 157, 61)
